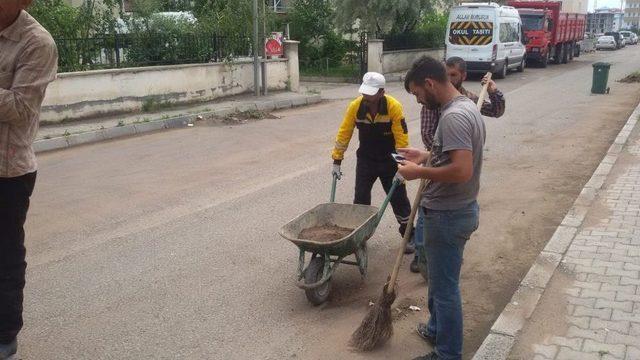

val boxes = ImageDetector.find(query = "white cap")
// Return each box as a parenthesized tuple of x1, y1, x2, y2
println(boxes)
(358, 72, 385, 96)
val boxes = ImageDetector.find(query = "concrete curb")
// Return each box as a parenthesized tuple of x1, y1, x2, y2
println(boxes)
(34, 94, 322, 153)
(472, 100, 640, 359)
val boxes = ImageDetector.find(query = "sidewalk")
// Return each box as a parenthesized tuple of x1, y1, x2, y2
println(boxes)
(35, 91, 322, 153)
(474, 102, 640, 360)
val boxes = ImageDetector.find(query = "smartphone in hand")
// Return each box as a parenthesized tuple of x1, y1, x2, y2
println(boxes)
(391, 153, 406, 163)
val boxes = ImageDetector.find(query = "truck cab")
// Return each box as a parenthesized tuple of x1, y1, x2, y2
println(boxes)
(509, 1, 586, 67)
(519, 9, 553, 66)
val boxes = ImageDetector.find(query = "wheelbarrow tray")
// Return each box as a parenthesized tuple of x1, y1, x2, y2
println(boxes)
(279, 202, 380, 258)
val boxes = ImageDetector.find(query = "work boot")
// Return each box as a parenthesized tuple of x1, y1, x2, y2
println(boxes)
(404, 240, 415, 254)
(417, 323, 436, 347)
(399, 224, 415, 254)
(410, 256, 420, 273)
(412, 351, 439, 360)
(0, 339, 17, 360)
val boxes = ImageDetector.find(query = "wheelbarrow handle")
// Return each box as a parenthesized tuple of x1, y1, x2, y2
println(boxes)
(374, 173, 404, 226)
(330, 173, 339, 203)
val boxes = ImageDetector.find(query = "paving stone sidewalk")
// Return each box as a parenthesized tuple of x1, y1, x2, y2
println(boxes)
(504, 110, 640, 359)
(471, 103, 640, 360)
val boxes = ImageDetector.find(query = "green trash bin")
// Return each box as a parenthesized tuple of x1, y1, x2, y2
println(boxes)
(591, 62, 611, 94)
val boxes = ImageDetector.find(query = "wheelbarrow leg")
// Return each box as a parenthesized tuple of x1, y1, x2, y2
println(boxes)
(297, 249, 305, 281)
(355, 244, 368, 278)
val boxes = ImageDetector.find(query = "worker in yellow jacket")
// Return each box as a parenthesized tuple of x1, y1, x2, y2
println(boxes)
(332, 72, 414, 253)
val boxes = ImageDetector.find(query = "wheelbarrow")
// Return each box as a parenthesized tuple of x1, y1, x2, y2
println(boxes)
(279, 173, 402, 305)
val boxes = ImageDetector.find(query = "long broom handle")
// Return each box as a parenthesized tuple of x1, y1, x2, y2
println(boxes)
(477, 72, 492, 111)
(385, 75, 492, 294)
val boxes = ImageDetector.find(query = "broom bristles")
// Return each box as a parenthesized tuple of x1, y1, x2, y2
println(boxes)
(349, 283, 397, 351)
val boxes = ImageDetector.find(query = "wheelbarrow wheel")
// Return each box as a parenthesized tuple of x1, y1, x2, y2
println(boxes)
(304, 256, 331, 305)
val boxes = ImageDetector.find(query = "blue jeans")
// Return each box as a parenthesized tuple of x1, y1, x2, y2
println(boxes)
(420, 201, 479, 360)
(414, 207, 425, 249)
(413, 208, 428, 278)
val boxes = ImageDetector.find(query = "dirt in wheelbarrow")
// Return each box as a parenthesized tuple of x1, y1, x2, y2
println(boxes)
(298, 224, 354, 242)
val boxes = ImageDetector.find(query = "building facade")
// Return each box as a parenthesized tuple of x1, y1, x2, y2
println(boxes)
(587, 7, 625, 33)
(562, 0, 589, 14)
(625, 0, 640, 29)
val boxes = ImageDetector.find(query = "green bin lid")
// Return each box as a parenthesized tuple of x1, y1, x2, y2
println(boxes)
(593, 62, 611, 68)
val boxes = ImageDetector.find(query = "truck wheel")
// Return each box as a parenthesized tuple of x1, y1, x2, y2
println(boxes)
(516, 57, 525, 72)
(541, 50, 549, 68)
(575, 44, 581, 57)
(568, 43, 574, 61)
(494, 61, 507, 79)
(561, 44, 568, 64)
(553, 45, 562, 64)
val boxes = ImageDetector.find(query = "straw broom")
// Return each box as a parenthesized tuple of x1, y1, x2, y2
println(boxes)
(349, 176, 428, 351)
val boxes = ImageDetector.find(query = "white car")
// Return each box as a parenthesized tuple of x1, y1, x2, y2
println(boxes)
(596, 36, 617, 50)
(620, 31, 639, 45)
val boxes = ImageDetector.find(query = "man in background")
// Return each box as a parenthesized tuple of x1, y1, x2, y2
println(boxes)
(0, 1, 58, 358)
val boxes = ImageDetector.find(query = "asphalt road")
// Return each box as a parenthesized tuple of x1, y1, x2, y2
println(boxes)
(18, 45, 640, 359)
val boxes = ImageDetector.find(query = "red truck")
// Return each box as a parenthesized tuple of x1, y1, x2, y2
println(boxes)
(508, 1, 586, 67)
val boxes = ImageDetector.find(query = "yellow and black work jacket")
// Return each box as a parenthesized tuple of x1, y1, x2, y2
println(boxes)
(332, 95, 409, 163)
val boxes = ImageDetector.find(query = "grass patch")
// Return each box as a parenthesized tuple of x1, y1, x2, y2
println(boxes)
(301, 63, 360, 78)
(141, 98, 173, 112)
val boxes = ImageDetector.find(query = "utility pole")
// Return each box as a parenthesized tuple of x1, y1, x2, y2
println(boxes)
(262, 0, 268, 95)
(253, 0, 260, 96)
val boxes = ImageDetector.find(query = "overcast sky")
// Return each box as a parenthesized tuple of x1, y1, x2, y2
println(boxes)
(590, 0, 625, 11)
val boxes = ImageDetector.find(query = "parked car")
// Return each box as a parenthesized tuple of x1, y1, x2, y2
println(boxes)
(596, 35, 617, 50)
(605, 32, 625, 48)
(620, 31, 639, 45)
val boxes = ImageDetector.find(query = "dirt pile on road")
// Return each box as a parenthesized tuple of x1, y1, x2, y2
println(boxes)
(619, 72, 640, 83)
(299, 224, 353, 242)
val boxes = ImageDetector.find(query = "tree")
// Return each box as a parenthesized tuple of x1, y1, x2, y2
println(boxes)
(192, 0, 254, 36)
(287, 0, 352, 68)
(333, 0, 452, 35)
(29, 0, 120, 38)
(287, 0, 334, 45)
(28, 0, 79, 39)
